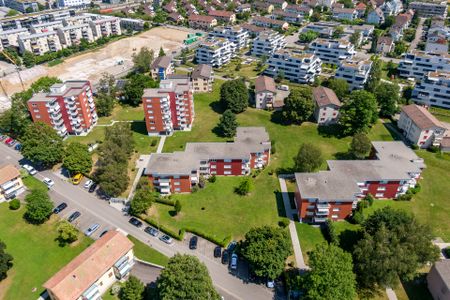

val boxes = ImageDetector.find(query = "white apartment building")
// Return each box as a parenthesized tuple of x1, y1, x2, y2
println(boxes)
(265, 50, 322, 83)
(30, 21, 64, 34)
(0, 28, 29, 48)
(56, 23, 95, 47)
(398, 104, 447, 148)
(62, 15, 92, 26)
(307, 38, 356, 65)
(195, 37, 237, 67)
(409, 1, 447, 18)
(335, 58, 372, 90)
(312, 86, 342, 125)
(251, 30, 286, 57)
(301, 22, 341, 38)
(208, 26, 249, 50)
(58, 0, 90, 8)
(412, 71, 450, 109)
(398, 51, 450, 80)
(89, 17, 121, 38)
(18, 31, 62, 55)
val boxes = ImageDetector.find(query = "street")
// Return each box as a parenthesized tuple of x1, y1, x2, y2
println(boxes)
(0, 143, 275, 300)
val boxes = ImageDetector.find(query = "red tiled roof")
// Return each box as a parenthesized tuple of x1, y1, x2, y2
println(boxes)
(312, 86, 341, 107)
(401, 104, 444, 130)
(208, 9, 234, 18)
(189, 14, 216, 22)
(255, 76, 277, 93)
(0, 164, 20, 185)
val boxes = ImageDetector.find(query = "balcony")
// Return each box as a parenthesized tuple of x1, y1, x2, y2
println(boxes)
(313, 217, 328, 223)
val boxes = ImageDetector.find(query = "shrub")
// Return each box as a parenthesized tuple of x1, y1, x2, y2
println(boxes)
(364, 193, 374, 206)
(208, 175, 217, 183)
(278, 218, 290, 228)
(428, 145, 440, 153)
(155, 197, 175, 206)
(174, 200, 182, 215)
(397, 193, 413, 201)
(9, 199, 20, 210)
(151, 139, 157, 147)
(184, 227, 231, 247)
(352, 211, 365, 224)
(235, 177, 253, 195)
(411, 144, 419, 150)
(191, 185, 199, 193)
(324, 219, 339, 244)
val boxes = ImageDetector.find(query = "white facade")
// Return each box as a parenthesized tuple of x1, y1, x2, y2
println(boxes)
(195, 37, 237, 67)
(30, 21, 64, 34)
(335, 58, 372, 90)
(57, 24, 96, 47)
(315, 104, 340, 125)
(367, 8, 385, 24)
(58, 0, 90, 7)
(251, 30, 286, 57)
(332, 8, 358, 21)
(89, 17, 122, 38)
(412, 71, 450, 109)
(208, 26, 249, 50)
(398, 51, 450, 80)
(409, 1, 447, 18)
(18, 31, 62, 55)
(0, 28, 29, 48)
(307, 38, 356, 65)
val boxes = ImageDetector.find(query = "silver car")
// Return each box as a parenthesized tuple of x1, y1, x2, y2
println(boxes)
(84, 223, 100, 236)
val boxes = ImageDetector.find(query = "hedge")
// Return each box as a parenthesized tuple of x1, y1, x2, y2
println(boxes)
(155, 197, 175, 206)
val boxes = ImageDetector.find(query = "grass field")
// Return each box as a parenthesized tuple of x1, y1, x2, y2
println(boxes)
(127, 236, 168, 266)
(0, 204, 92, 300)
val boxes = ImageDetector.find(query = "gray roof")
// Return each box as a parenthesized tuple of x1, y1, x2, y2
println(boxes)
(151, 56, 172, 69)
(47, 81, 90, 97)
(191, 64, 212, 80)
(432, 260, 450, 290)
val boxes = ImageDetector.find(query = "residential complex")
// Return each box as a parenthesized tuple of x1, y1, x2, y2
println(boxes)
(0, 165, 24, 202)
(151, 56, 174, 81)
(195, 37, 237, 67)
(209, 26, 249, 50)
(301, 22, 341, 38)
(0, 28, 29, 48)
(332, 6, 358, 21)
(412, 71, 450, 109)
(27, 81, 97, 137)
(335, 58, 372, 90)
(144, 127, 271, 194)
(409, 1, 447, 17)
(2, 0, 38, 13)
(265, 50, 322, 84)
(398, 104, 447, 148)
(188, 15, 218, 30)
(307, 38, 356, 65)
(18, 31, 62, 55)
(295, 141, 425, 222)
(44, 231, 134, 300)
(56, 23, 96, 47)
(398, 51, 450, 80)
(251, 30, 286, 57)
(208, 10, 236, 24)
(376, 36, 394, 54)
(252, 16, 289, 30)
(57, 0, 90, 8)
(312, 86, 341, 125)
(191, 64, 214, 93)
(89, 17, 122, 38)
(142, 78, 194, 135)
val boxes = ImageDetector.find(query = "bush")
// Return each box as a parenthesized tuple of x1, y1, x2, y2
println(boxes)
(184, 226, 231, 247)
(428, 145, 440, 153)
(352, 211, 365, 224)
(174, 200, 182, 215)
(155, 197, 175, 206)
(208, 175, 217, 183)
(323, 219, 339, 244)
(397, 193, 413, 201)
(191, 185, 199, 193)
(411, 144, 419, 150)
(444, 247, 450, 258)
(151, 139, 157, 147)
(278, 218, 290, 228)
(9, 199, 20, 210)
(235, 177, 253, 195)
(364, 194, 374, 206)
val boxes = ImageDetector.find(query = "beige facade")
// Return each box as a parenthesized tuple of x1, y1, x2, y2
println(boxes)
(0, 28, 29, 48)
(191, 64, 213, 93)
(18, 31, 62, 55)
(57, 24, 95, 47)
(0, 165, 25, 202)
(89, 17, 121, 38)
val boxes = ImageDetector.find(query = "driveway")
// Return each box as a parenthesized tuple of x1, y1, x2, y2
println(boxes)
(409, 18, 425, 51)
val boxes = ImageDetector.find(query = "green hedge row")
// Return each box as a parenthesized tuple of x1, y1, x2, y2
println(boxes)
(155, 197, 175, 206)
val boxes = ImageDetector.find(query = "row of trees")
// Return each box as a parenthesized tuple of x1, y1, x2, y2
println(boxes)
(0, 240, 13, 282)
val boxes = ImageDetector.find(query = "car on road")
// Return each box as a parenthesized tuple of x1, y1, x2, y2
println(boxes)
(99, 230, 109, 238)
(221, 250, 229, 265)
(214, 246, 222, 258)
(43, 177, 54, 188)
(84, 179, 93, 189)
(230, 253, 238, 270)
(159, 234, 173, 244)
(189, 236, 198, 250)
(227, 240, 237, 253)
(128, 217, 143, 228)
(88, 183, 98, 193)
(68, 211, 81, 222)
(53, 202, 67, 214)
(4, 137, 13, 145)
(84, 223, 100, 236)
(72, 173, 83, 185)
(22, 164, 37, 175)
(144, 226, 159, 237)
(14, 143, 21, 151)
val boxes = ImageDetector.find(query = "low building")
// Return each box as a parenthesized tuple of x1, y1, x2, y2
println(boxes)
(241, 24, 269, 37)
(251, 30, 286, 57)
(150, 56, 174, 81)
(3, 0, 38, 13)
(266, 0, 288, 10)
(255, 75, 277, 109)
(332, 6, 358, 21)
(312, 86, 341, 125)
(209, 25, 249, 50)
(252, 16, 289, 30)
(0, 165, 24, 202)
(376, 36, 394, 54)
(398, 51, 450, 80)
(307, 38, 356, 65)
(295, 141, 426, 222)
(409, 1, 447, 18)
(188, 15, 218, 30)
(168, 12, 184, 23)
(285, 5, 313, 16)
(398, 104, 447, 148)
(57, 24, 96, 47)
(412, 71, 450, 109)
(335, 58, 372, 90)
(195, 37, 237, 67)
(44, 231, 134, 300)
(270, 10, 305, 24)
(0, 28, 29, 48)
(89, 17, 121, 38)
(18, 31, 62, 56)
(389, 10, 414, 41)
(208, 10, 236, 24)
(425, 32, 448, 53)
(144, 127, 271, 194)
(355, 2, 367, 17)
(427, 260, 450, 300)
(252, 1, 274, 13)
(191, 64, 214, 93)
(367, 7, 385, 24)
(235, 3, 251, 13)
(301, 21, 341, 38)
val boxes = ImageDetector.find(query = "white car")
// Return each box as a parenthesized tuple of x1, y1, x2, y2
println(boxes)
(43, 177, 55, 188)
(84, 180, 93, 189)
(230, 253, 238, 270)
(22, 164, 37, 175)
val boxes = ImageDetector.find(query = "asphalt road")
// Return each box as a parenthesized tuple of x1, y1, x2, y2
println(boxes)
(0, 143, 274, 300)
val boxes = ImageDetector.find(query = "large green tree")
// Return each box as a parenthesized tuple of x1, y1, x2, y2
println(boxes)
(217, 109, 238, 137)
(339, 90, 378, 135)
(350, 133, 371, 159)
(24, 189, 54, 224)
(57, 221, 79, 244)
(130, 188, 155, 216)
(299, 30, 318, 43)
(21, 122, 65, 167)
(124, 74, 158, 106)
(365, 58, 382, 92)
(132, 47, 154, 73)
(0, 240, 13, 281)
(240, 226, 291, 279)
(374, 82, 400, 117)
(95, 73, 116, 117)
(22, 51, 36, 68)
(294, 143, 323, 172)
(281, 87, 314, 124)
(302, 244, 356, 300)
(63, 142, 92, 175)
(220, 79, 249, 113)
(156, 254, 220, 300)
(120, 276, 145, 300)
(326, 78, 349, 100)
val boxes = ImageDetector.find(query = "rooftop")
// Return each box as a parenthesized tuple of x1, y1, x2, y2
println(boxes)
(151, 56, 172, 69)
(0, 164, 20, 185)
(312, 86, 341, 107)
(255, 75, 277, 93)
(191, 64, 213, 80)
(431, 260, 450, 290)
(401, 104, 444, 130)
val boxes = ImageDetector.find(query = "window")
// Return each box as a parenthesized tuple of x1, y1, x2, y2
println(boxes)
(173, 176, 180, 179)
(174, 182, 180, 186)
(210, 165, 216, 169)
(224, 159, 232, 163)
(307, 205, 315, 209)
(224, 165, 231, 169)
(332, 208, 340, 212)
(175, 188, 181, 192)
(332, 215, 338, 218)
(224, 171, 232, 175)
(375, 193, 384, 197)
(148, 110, 153, 113)
(377, 186, 386, 191)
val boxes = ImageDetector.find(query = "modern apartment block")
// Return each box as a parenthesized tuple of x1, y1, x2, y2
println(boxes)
(301, 21, 341, 38)
(0, 164, 25, 202)
(30, 21, 64, 34)
(44, 231, 134, 300)
(150, 56, 174, 81)
(412, 71, 450, 109)
(312, 86, 341, 125)
(56, 23, 96, 47)
(191, 64, 214, 93)
(208, 26, 249, 50)
(307, 38, 356, 65)
(0, 28, 29, 48)
(18, 31, 62, 55)
(27, 81, 97, 137)
(265, 50, 322, 83)
(409, 1, 447, 17)
(3, 0, 38, 13)
(89, 17, 121, 38)
(251, 30, 286, 57)
(63, 15, 92, 27)
(142, 78, 194, 136)
(295, 141, 425, 222)
(57, 0, 90, 8)
(0, 9, 74, 31)
(144, 127, 271, 194)
(195, 37, 237, 67)
(398, 104, 447, 148)
(398, 51, 450, 80)
(335, 58, 372, 90)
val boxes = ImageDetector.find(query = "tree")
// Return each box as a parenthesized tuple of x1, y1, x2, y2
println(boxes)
(349, 30, 361, 46)
(6, 9, 19, 16)
(21, 122, 64, 167)
(120, 276, 145, 300)
(217, 109, 238, 137)
(63, 142, 92, 175)
(365, 58, 382, 92)
(57, 221, 79, 244)
(174, 200, 182, 215)
(302, 244, 356, 300)
(383, 15, 395, 29)
(350, 133, 371, 159)
(294, 143, 323, 172)
(22, 51, 36, 68)
(332, 26, 344, 38)
(235, 177, 253, 195)
(132, 47, 154, 73)
(24, 189, 53, 224)
(156, 254, 220, 299)
(240, 226, 291, 279)
(158, 46, 165, 57)
(281, 87, 314, 124)
(299, 30, 318, 43)
(95, 92, 115, 117)
(219, 79, 249, 113)
(339, 90, 378, 135)
(130, 189, 154, 216)
(374, 82, 400, 117)
(326, 78, 349, 100)
(124, 74, 157, 106)
(0, 240, 13, 281)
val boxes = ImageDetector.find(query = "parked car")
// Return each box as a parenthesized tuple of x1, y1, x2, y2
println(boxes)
(84, 223, 100, 236)
(22, 164, 37, 175)
(0, 135, 7, 141)
(88, 183, 98, 193)
(99, 230, 109, 238)
(84, 179, 93, 189)
(53, 202, 67, 214)
(43, 177, 55, 188)
(221, 250, 229, 265)
(144, 226, 159, 237)
(72, 173, 83, 185)
(4, 137, 13, 144)
(230, 253, 238, 270)
(6, 139, 16, 147)
(214, 246, 222, 258)
(267, 280, 275, 289)
(189, 236, 198, 250)
(227, 240, 237, 253)
(68, 211, 81, 222)
(14, 143, 21, 151)
(159, 234, 173, 244)
(129, 217, 143, 228)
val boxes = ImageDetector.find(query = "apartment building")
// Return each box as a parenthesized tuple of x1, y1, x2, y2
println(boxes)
(265, 50, 322, 84)
(0, 9, 74, 31)
(251, 30, 286, 57)
(270, 10, 304, 24)
(62, 15, 92, 26)
(398, 51, 450, 80)
(30, 21, 64, 34)
(57, 0, 90, 8)
(295, 141, 425, 222)
(252, 1, 274, 13)
(255, 75, 277, 109)
(44, 231, 134, 300)
(144, 127, 271, 194)
(0, 28, 29, 48)
(412, 71, 450, 109)
(312, 86, 341, 125)
(27, 81, 97, 137)
(252, 16, 289, 30)
(56, 23, 95, 47)
(191, 64, 214, 93)
(150, 56, 174, 81)
(242, 23, 269, 37)
(188, 15, 218, 30)
(0, 165, 24, 202)
(3, 0, 38, 13)
(308, 38, 355, 65)
(427, 260, 450, 300)
(142, 78, 194, 136)
(425, 32, 448, 53)
(285, 5, 313, 16)
(409, 1, 447, 17)
(18, 31, 62, 55)
(89, 17, 121, 38)
(398, 104, 447, 148)
(332, 6, 358, 21)
(301, 21, 341, 38)
(208, 10, 236, 24)
(209, 26, 249, 50)
(195, 37, 237, 67)
(266, 0, 288, 9)
(335, 58, 372, 90)
(376, 36, 394, 54)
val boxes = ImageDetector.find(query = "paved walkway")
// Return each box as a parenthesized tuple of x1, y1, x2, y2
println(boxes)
(409, 18, 425, 51)
(386, 287, 398, 300)
(156, 135, 166, 153)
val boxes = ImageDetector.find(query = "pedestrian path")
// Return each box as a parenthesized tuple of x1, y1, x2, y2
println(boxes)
(386, 288, 398, 300)
(156, 136, 166, 153)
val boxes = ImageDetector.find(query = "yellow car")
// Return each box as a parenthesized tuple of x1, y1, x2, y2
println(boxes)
(72, 173, 84, 185)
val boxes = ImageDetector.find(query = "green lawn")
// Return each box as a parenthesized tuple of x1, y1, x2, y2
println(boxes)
(429, 107, 450, 123)
(22, 174, 47, 192)
(214, 57, 260, 79)
(97, 105, 145, 125)
(127, 236, 168, 266)
(0, 204, 92, 300)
